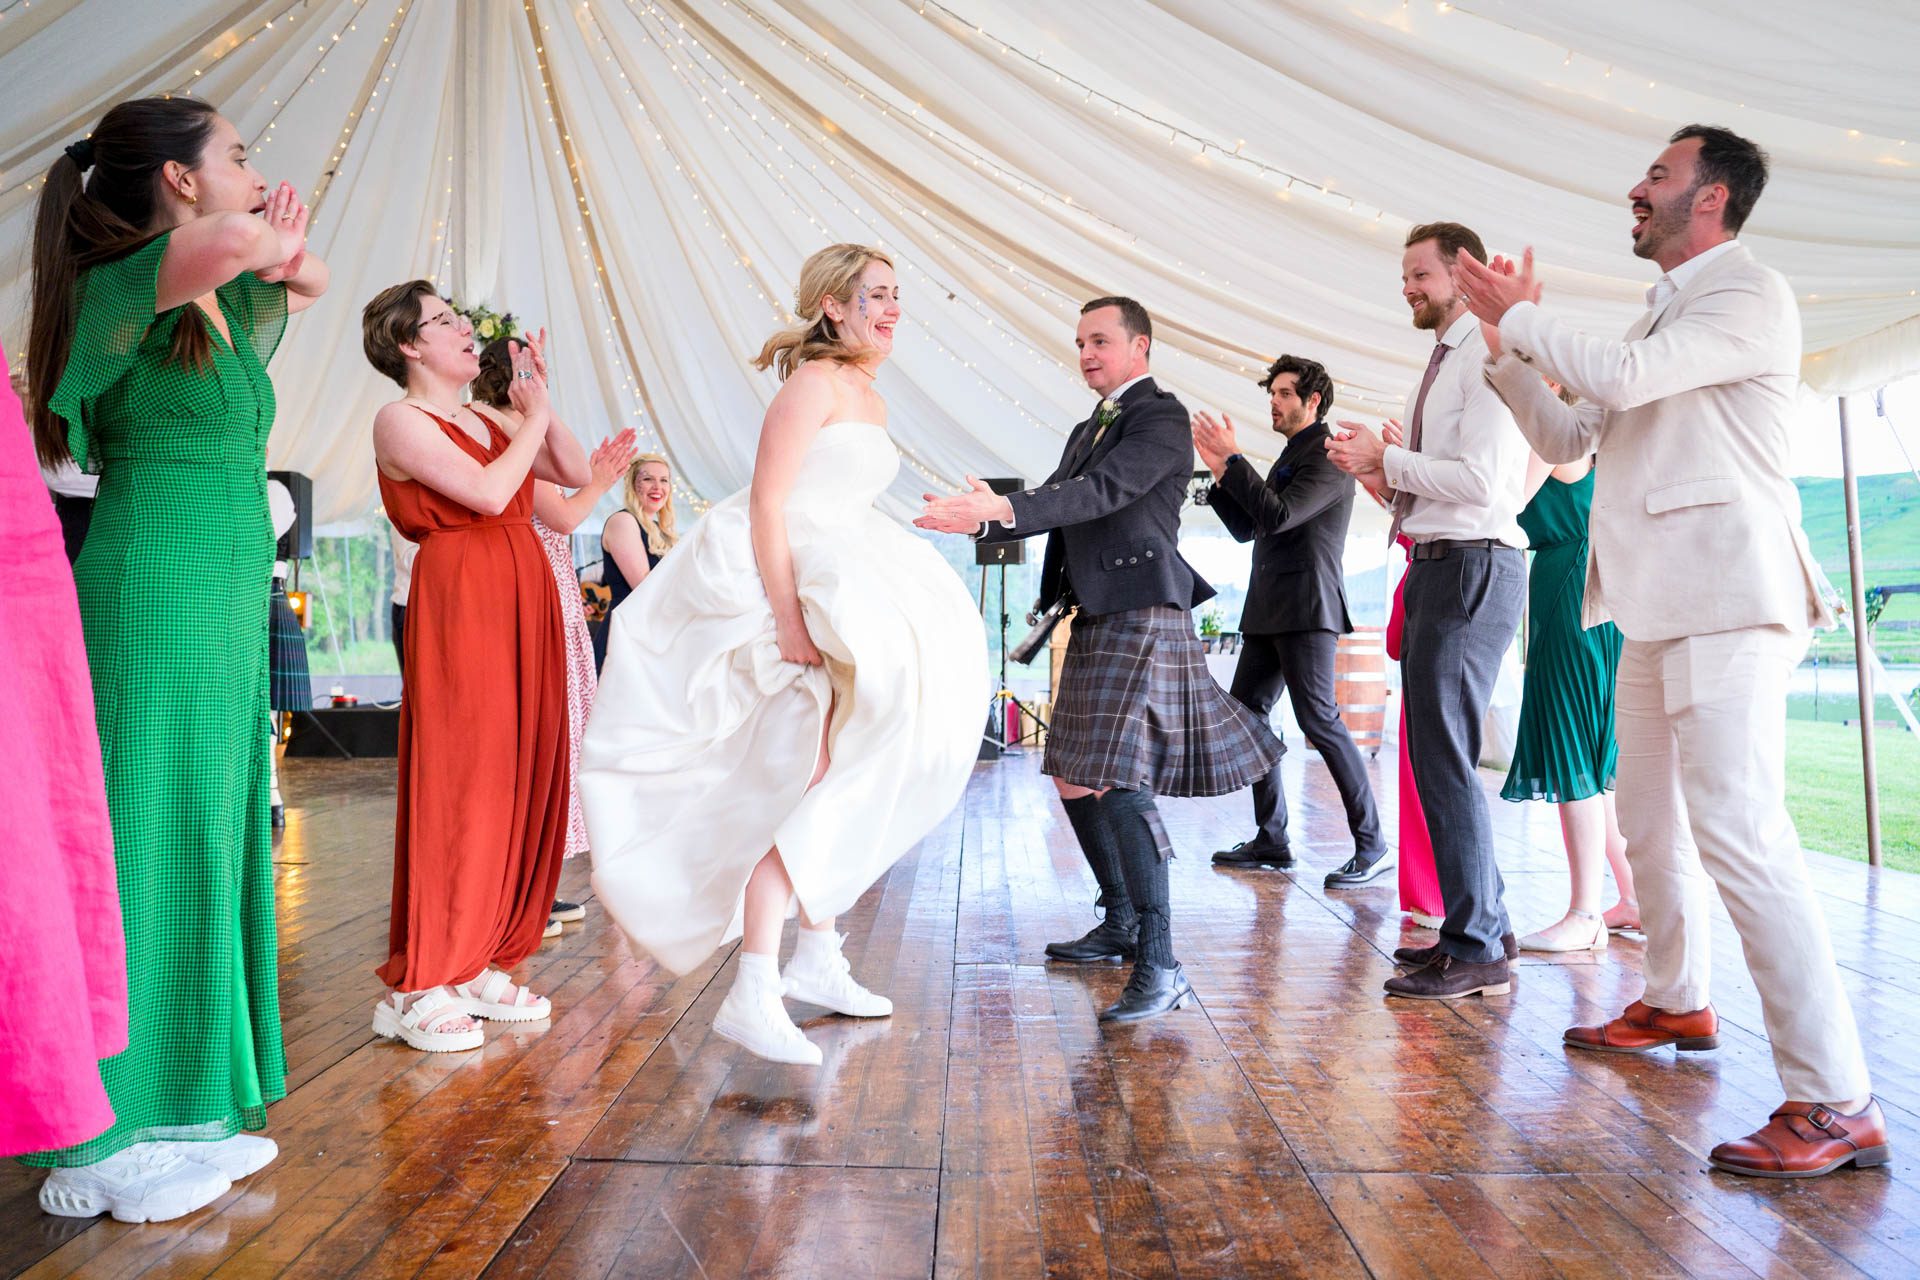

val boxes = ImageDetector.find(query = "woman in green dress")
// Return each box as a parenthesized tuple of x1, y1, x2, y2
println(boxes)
(1502, 450, 1639, 951)
(24, 97, 328, 1223)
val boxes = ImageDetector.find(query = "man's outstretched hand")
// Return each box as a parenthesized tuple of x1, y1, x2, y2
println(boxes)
(916, 475, 1015, 534)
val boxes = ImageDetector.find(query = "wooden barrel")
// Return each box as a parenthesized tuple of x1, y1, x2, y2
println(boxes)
(1335, 626, 1387, 755)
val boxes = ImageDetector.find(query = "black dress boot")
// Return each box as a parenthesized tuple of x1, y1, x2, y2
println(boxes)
(1046, 794, 1139, 963)
(1100, 954, 1195, 1022)
(1095, 789, 1196, 1023)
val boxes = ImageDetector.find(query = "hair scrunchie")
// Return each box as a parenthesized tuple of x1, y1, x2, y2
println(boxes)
(64, 138, 95, 172)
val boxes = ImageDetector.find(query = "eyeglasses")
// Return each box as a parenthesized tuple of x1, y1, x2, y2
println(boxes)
(416, 311, 463, 335)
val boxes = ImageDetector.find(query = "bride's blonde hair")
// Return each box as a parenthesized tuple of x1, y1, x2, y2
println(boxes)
(752, 243, 893, 381)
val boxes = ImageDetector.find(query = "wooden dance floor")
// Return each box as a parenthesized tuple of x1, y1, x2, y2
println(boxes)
(6, 746, 1917, 1278)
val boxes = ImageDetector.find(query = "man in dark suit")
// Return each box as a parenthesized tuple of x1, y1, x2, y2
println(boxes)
(919, 297, 1280, 1023)
(1193, 355, 1389, 885)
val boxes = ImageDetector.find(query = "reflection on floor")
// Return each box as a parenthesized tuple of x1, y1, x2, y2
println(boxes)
(5, 747, 1914, 1278)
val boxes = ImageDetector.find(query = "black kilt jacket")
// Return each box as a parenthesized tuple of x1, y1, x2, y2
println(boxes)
(981, 377, 1213, 617)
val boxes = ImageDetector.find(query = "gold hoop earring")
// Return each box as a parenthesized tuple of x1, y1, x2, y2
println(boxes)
(184, 192, 197, 206)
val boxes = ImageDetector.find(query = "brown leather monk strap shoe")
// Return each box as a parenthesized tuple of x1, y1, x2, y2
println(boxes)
(1393, 932, 1516, 968)
(1382, 954, 1511, 1000)
(1563, 999, 1718, 1053)
(1709, 1099, 1890, 1178)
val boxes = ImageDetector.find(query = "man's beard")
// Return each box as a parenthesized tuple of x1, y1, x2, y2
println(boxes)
(1273, 407, 1309, 436)
(1412, 295, 1455, 331)
(1632, 190, 1694, 260)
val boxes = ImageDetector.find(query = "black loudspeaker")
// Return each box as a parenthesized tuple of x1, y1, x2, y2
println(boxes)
(268, 470, 312, 561)
(974, 477, 1025, 565)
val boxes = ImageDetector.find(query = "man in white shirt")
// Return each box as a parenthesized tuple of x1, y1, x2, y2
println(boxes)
(1458, 124, 1884, 1178)
(1328, 222, 1530, 1001)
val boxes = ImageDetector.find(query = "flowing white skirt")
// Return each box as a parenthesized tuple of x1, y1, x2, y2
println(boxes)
(580, 484, 986, 975)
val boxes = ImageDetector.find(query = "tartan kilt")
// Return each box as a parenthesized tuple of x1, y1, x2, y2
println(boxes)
(1043, 605, 1281, 797)
(268, 584, 311, 713)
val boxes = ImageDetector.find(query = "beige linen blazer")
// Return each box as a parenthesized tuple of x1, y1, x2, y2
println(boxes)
(1484, 243, 1831, 642)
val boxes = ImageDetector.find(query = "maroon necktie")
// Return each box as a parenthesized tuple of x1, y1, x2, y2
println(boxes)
(1388, 341, 1450, 543)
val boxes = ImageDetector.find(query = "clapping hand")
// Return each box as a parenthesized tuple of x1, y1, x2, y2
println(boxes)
(1380, 418, 1405, 450)
(1191, 410, 1239, 475)
(589, 429, 638, 485)
(255, 181, 309, 281)
(915, 475, 1015, 535)
(1326, 419, 1387, 477)
(1455, 247, 1541, 333)
(506, 339, 548, 416)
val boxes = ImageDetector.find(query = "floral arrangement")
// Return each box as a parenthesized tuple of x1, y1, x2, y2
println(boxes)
(448, 299, 519, 343)
(1198, 608, 1223, 638)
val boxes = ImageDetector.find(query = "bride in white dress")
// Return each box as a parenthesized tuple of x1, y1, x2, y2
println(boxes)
(579, 244, 986, 1064)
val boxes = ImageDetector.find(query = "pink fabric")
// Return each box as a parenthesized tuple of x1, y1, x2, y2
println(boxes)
(1387, 537, 1443, 919)
(533, 515, 596, 858)
(0, 340, 126, 1156)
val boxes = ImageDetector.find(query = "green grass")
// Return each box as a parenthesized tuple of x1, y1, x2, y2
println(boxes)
(1796, 474, 1920, 579)
(1785, 720, 1920, 873)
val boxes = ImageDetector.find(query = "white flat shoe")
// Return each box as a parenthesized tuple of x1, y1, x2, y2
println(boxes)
(782, 930, 893, 1018)
(713, 971, 823, 1065)
(39, 1145, 231, 1223)
(164, 1134, 278, 1181)
(1518, 909, 1609, 953)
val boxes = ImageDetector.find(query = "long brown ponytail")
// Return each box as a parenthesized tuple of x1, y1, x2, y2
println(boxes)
(28, 96, 222, 468)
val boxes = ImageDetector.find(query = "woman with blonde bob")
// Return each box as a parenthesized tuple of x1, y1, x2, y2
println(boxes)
(581, 244, 985, 1065)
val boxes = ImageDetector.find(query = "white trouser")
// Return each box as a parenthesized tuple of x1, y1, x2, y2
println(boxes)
(1614, 625, 1870, 1103)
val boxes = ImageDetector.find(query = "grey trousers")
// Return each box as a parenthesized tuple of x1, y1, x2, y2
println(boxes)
(1401, 545, 1526, 964)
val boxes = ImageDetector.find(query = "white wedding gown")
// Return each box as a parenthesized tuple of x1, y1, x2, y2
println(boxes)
(580, 421, 987, 975)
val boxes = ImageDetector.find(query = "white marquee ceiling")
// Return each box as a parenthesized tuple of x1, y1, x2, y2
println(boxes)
(3, 0, 1915, 526)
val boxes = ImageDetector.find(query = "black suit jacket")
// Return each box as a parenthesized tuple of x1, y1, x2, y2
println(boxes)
(1202, 420, 1354, 635)
(982, 377, 1213, 617)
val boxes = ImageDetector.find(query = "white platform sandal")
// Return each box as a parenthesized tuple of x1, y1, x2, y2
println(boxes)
(371, 988, 485, 1051)
(451, 968, 551, 1021)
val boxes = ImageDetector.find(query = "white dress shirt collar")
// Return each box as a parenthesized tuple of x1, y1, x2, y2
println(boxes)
(1101, 373, 1152, 406)
(1436, 306, 1477, 351)
(1647, 239, 1740, 319)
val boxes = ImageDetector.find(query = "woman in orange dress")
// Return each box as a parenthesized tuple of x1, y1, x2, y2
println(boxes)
(360, 281, 588, 1051)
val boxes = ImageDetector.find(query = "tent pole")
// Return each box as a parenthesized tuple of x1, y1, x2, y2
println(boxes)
(1838, 395, 1882, 868)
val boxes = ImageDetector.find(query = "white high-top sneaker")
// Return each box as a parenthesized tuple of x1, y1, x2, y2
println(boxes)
(713, 953, 823, 1065)
(39, 1144, 232, 1223)
(782, 929, 893, 1018)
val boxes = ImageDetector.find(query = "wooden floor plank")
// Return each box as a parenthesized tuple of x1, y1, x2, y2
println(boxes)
(480, 1164, 939, 1280)
(7, 744, 1916, 1279)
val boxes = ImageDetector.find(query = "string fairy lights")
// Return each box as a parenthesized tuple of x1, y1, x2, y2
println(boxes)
(519, 0, 703, 509)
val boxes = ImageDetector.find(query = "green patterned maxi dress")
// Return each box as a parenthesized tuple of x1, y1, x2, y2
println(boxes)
(24, 231, 287, 1165)
(1501, 470, 1623, 805)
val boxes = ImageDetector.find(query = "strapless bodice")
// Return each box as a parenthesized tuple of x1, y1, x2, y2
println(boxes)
(778, 421, 897, 523)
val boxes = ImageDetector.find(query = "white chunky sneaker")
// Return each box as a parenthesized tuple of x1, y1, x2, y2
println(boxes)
(713, 956, 822, 1065)
(782, 930, 893, 1018)
(39, 1144, 232, 1223)
(166, 1134, 279, 1181)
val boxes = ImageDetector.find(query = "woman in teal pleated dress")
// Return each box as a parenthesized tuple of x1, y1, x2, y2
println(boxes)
(1502, 453, 1639, 952)
(23, 97, 328, 1223)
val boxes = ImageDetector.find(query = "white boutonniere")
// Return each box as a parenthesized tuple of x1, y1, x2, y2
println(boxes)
(1095, 398, 1120, 430)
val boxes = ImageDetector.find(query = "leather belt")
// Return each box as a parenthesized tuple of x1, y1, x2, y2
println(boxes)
(1410, 537, 1511, 560)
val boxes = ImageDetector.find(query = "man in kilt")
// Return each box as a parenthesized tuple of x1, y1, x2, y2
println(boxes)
(918, 297, 1281, 1022)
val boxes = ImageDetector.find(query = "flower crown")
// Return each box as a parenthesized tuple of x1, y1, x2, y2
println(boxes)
(448, 299, 519, 343)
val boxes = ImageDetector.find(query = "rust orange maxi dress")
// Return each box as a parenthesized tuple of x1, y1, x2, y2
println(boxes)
(376, 409, 569, 991)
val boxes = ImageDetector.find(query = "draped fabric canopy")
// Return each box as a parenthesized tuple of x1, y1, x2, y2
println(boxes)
(2, 0, 1915, 527)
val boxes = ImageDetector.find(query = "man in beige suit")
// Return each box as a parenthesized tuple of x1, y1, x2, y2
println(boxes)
(1457, 125, 1886, 1179)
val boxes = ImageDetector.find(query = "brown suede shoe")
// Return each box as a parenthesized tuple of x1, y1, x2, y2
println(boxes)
(1709, 1099, 1890, 1178)
(1382, 954, 1511, 1000)
(1392, 933, 1516, 968)
(1563, 999, 1719, 1054)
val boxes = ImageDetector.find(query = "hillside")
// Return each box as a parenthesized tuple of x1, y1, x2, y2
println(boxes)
(1796, 474, 1920, 583)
